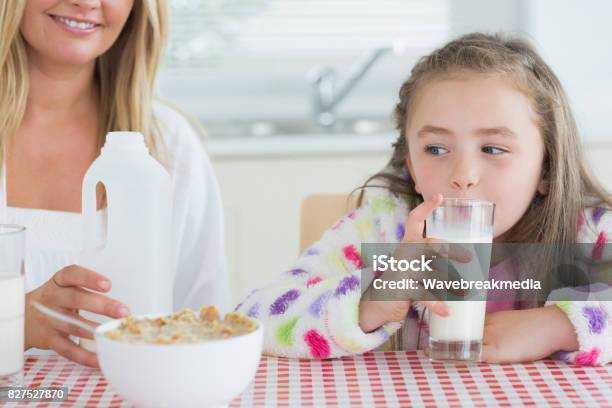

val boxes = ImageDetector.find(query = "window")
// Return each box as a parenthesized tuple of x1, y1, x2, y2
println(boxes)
(158, 0, 450, 124)
(165, 0, 450, 66)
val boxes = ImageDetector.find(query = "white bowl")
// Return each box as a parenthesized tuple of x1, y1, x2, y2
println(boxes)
(94, 314, 264, 408)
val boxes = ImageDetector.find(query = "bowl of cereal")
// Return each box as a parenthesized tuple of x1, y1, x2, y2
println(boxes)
(94, 306, 263, 408)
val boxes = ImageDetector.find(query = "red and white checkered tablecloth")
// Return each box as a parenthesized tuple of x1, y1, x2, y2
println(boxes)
(3, 351, 612, 407)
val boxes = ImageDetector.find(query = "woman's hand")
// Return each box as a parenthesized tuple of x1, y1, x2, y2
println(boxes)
(359, 194, 461, 332)
(480, 306, 579, 364)
(25, 265, 131, 368)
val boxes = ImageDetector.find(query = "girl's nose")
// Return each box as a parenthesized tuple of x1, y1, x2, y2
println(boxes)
(450, 160, 479, 191)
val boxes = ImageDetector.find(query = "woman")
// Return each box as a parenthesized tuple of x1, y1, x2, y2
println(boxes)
(0, 0, 229, 367)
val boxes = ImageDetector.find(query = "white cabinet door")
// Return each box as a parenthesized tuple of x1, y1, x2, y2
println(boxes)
(212, 154, 389, 304)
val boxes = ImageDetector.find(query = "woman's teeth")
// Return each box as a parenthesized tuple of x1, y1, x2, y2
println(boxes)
(54, 16, 97, 30)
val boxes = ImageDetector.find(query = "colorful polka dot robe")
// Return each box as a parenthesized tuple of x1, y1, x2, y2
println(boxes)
(545, 206, 612, 365)
(235, 191, 612, 365)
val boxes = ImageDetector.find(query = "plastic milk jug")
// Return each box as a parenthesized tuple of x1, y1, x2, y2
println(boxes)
(78, 132, 173, 351)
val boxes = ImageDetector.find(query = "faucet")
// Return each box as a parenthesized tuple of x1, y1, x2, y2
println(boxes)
(308, 43, 406, 128)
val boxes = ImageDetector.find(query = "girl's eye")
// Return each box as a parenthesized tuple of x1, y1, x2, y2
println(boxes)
(425, 145, 449, 156)
(482, 146, 506, 155)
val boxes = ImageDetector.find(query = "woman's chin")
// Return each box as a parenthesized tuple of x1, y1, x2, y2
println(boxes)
(38, 48, 104, 68)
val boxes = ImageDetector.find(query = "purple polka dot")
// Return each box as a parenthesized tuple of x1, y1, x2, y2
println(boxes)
(378, 329, 390, 341)
(592, 207, 606, 225)
(305, 247, 319, 256)
(556, 350, 572, 362)
(309, 291, 332, 318)
(583, 306, 607, 334)
(247, 302, 260, 318)
(335, 275, 360, 298)
(396, 223, 405, 241)
(287, 268, 307, 276)
(270, 289, 300, 316)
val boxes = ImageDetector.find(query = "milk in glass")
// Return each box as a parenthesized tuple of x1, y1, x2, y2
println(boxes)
(0, 225, 26, 386)
(425, 200, 494, 362)
(0, 276, 24, 378)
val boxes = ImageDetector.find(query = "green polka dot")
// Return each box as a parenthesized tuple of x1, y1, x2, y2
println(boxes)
(328, 252, 347, 272)
(555, 301, 572, 315)
(357, 218, 373, 239)
(277, 318, 299, 346)
(371, 196, 396, 215)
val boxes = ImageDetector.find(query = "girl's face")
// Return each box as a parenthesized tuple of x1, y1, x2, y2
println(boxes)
(20, 0, 134, 67)
(405, 75, 547, 240)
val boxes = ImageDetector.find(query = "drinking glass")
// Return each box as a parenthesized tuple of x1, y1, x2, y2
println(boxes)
(0, 224, 26, 386)
(426, 198, 494, 362)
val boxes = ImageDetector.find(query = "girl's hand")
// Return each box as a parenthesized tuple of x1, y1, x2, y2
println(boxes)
(25, 265, 131, 368)
(359, 194, 460, 332)
(481, 306, 579, 364)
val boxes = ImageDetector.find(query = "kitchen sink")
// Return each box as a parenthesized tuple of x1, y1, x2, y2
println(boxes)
(200, 118, 396, 139)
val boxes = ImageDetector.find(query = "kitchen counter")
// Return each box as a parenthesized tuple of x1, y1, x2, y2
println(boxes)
(204, 132, 397, 158)
(204, 132, 612, 160)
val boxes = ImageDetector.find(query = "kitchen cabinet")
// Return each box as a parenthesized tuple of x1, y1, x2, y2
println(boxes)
(211, 150, 389, 304)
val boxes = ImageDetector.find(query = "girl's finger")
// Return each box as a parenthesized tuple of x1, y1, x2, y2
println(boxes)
(479, 344, 497, 363)
(403, 194, 443, 241)
(56, 287, 130, 319)
(424, 238, 473, 263)
(406, 282, 439, 302)
(48, 333, 99, 368)
(416, 300, 450, 316)
(53, 265, 112, 292)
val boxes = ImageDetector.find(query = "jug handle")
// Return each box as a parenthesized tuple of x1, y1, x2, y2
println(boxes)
(81, 170, 107, 251)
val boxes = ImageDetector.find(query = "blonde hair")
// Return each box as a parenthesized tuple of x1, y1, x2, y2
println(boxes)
(0, 0, 169, 168)
(358, 32, 612, 246)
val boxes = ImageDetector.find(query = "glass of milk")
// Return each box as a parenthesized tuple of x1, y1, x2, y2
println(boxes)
(0, 224, 26, 386)
(425, 198, 494, 362)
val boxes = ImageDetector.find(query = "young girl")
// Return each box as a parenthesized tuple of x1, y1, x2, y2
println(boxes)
(236, 33, 612, 366)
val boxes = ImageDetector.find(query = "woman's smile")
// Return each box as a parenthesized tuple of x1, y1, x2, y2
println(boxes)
(49, 14, 102, 36)
(19, 0, 133, 65)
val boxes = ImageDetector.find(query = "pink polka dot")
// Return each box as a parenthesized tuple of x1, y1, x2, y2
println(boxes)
(577, 211, 585, 232)
(304, 329, 330, 359)
(342, 244, 364, 269)
(592, 231, 607, 260)
(332, 218, 345, 230)
(306, 277, 322, 287)
(575, 347, 601, 366)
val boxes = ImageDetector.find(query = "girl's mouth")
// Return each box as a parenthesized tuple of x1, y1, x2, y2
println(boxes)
(49, 14, 101, 35)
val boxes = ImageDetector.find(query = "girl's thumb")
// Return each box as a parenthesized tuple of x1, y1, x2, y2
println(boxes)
(417, 300, 450, 317)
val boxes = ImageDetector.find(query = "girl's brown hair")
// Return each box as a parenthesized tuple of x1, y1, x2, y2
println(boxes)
(357, 32, 612, 246)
